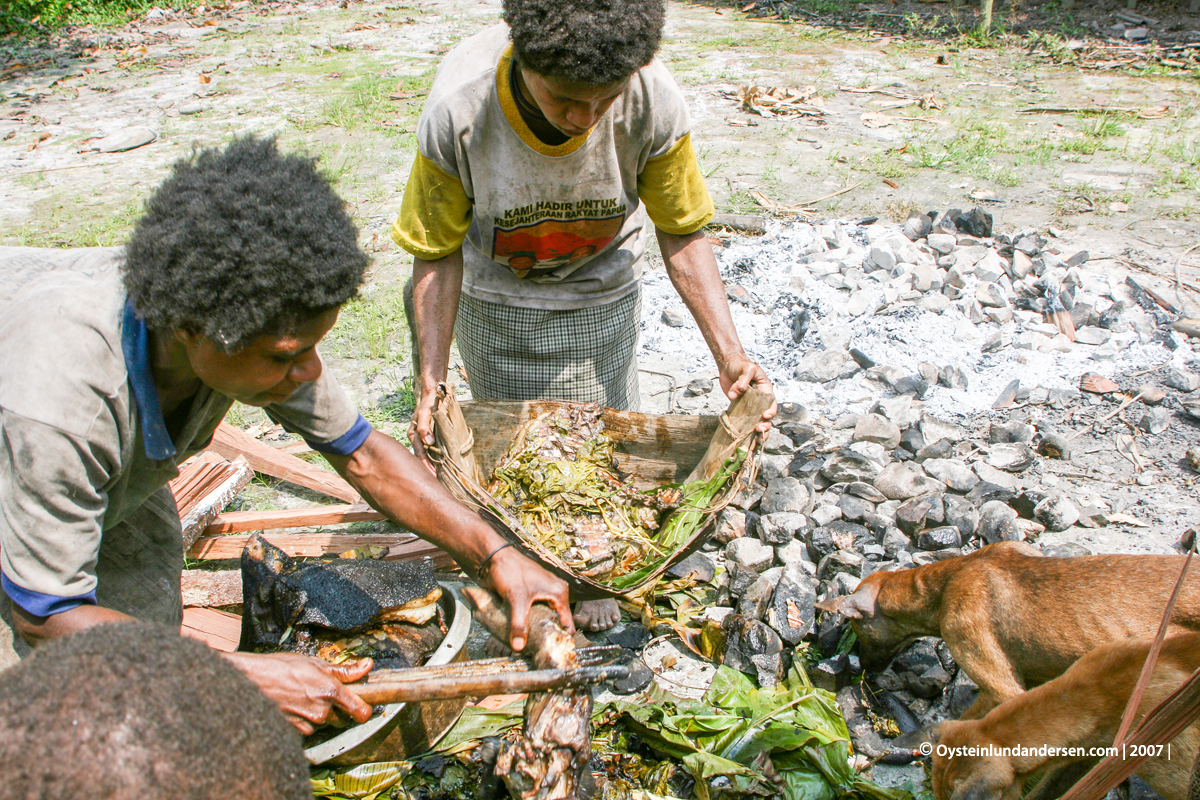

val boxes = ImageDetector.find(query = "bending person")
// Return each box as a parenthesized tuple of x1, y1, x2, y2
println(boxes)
(0, 136, 571, 733)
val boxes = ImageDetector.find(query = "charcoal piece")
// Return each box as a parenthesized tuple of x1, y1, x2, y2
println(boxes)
(811, 655, 851, 693)
(957, 206, 993, 238)
(878, 691, 922, 734)
(850, 348, 877, 369)
(609, 655, 653, 695)
(606, 623, 650, 651)
(667, 552, 716, 583)
(791, 307, 812, 343)
(917, 527, 962, 550)
(966, 481, 1019, 506)
(239, 534, 439, 652)
(721, 614, 784, 681)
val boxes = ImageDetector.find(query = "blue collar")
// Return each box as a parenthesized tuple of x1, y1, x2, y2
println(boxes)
(120, 301, 177, 462)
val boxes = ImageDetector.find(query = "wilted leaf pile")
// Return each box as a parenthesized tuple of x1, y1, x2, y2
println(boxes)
(486, 404, 743, 590)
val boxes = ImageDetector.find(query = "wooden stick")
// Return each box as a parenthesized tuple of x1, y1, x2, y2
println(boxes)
(202, 503, 385, 534)
(186, 531, 455, 567)
(208, 422, 360, 503)
(350, 664, 627, 705)
(1114, 549, 1195, 746)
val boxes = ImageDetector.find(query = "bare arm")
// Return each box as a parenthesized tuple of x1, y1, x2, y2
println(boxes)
(12, 603, 373, 733)
(409, 249, 464, 463)
(323, 429, 573, 649)
(657, 227, 777, 430)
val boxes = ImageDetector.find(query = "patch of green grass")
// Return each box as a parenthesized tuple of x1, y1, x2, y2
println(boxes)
(719, 189, 763, 215)
(1, 0, 196, 34)
(868, 149, 909, 179)
(1024, 30, 1077, 64)
(315, 70, 433, 135)
(1079, 113, 1125, 140)
(696, 146, 726, 179)
(13, 197, 143, 248)
(326, 284, 409, 372)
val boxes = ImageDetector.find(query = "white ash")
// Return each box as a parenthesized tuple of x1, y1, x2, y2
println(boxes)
(639, 218, 1195, 422)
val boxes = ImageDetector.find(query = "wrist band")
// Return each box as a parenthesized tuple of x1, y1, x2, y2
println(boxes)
(477, 542, 514, 578)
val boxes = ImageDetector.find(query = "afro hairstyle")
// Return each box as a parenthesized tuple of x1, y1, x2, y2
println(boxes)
(0, 622, 311, 800)
(503, 0, 666, 86)
(123, 136, 368, 353)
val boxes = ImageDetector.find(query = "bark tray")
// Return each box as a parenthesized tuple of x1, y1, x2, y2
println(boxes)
(429, 386, 771, 600)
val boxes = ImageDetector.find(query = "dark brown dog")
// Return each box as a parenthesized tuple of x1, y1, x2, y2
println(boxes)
(931, 633, 1200, 800)
(814, 542, 1200, 719)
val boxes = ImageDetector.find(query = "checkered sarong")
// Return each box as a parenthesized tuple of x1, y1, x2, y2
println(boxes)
(454, 288, 641, 411)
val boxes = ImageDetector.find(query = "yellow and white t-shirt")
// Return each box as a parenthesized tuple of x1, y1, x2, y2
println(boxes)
(392, 23, 714, 310)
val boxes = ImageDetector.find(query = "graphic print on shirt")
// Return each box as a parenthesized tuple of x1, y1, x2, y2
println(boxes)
(492, 198, 626, 279)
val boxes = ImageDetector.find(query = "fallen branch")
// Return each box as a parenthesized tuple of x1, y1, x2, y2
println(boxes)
(795, 181, 863, 207)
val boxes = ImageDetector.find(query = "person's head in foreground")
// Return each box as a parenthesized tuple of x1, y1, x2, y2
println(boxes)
(502, 0, 666, 137)
(123, 135, 368, 406)
(0, 622, 312, 800)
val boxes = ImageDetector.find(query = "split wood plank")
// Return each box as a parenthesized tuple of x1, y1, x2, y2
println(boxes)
(181, 569, 243, 607)
(181, 607, 241, 652)
(202, 503, 385, 535)
(209, 422, 360, 503)
(187, 531, 457, 568)
(170, 452, 254, 547)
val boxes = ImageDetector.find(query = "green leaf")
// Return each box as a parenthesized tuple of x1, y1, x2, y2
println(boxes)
(425, 704, 522, 755)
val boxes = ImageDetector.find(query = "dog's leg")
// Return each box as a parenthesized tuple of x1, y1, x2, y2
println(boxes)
(1024, 761, 1098, 800)
(944, 625, 1027, 720)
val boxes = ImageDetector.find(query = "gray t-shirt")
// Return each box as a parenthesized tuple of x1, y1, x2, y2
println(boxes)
(0, 246, 365, 612)
(392, 24, 714, 310)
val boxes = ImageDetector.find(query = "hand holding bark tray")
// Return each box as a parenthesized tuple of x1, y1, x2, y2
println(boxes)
(463, 586, 592, 800)
(429, 385, 772, 600)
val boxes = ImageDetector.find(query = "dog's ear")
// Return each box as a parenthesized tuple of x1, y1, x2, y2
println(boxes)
(814, 581, 880, 620)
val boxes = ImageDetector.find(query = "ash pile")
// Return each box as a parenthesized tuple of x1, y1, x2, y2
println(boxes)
(630, 206, 1200, 761)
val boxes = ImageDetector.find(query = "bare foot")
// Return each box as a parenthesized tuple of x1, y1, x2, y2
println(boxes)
(572, 598, 620, 632)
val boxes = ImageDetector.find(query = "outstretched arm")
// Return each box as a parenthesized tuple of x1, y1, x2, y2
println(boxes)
(323, 429, 573, 650)
(657, 227, 777, 431)
(408, 249, 464, 466)
(11, 603, 374, 733)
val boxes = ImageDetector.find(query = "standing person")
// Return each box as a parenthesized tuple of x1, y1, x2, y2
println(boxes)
(393, 0, 776, 630)
(0, 136, 571, 733)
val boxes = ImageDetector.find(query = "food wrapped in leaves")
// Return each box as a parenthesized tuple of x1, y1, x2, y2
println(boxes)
(486, 403, 741, 589)
(239, 534, 446, 669)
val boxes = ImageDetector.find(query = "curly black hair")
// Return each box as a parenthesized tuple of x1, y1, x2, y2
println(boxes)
(503, 0, 665, 86)
(0, 622, 310, 800)
(124, 136, 368, 352)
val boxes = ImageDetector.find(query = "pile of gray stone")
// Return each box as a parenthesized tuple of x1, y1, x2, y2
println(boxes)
(664, 386, 1190, 755)
(634, 209, 1200, 759)
(784, 207, 1192, 391)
